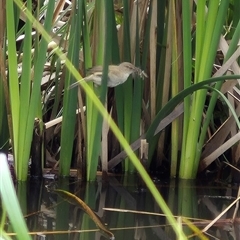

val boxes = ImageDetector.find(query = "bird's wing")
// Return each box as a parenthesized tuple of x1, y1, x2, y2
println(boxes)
(108, 68, 123, 79)
(88, 66, 104, 74)
(84, 72, 103, 82)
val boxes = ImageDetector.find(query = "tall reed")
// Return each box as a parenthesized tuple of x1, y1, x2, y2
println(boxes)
(180, 0, 235, 178)
(5, 0, 55, 180)
(59, 1, 80, 176)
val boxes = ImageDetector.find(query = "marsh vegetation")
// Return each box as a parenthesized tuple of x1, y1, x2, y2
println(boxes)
(0, 0, 240, 239)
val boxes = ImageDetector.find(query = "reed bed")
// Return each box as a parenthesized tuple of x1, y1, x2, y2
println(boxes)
(1, 0, 240, 239)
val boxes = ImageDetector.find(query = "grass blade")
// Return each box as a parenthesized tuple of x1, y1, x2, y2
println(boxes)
(0, 153, 31, 239)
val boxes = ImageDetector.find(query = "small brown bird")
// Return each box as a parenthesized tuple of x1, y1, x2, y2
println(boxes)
(69, 62, 147, 88)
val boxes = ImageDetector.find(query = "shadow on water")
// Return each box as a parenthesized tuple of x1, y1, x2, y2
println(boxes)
(4, 175, 240, 240)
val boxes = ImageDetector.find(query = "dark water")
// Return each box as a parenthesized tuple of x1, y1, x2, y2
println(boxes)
(4, 175, 240, 240)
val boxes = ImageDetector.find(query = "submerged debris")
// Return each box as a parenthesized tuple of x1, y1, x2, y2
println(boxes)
(53, 188, 115, 240)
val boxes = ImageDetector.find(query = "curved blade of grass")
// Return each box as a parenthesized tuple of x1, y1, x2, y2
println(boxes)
(203, 85, 240, 129)
(146, 75, 240, 141)
(1, 231, 12, 240)
(0, 153, 31, 240)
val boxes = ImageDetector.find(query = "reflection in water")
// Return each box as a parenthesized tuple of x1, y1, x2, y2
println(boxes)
(4, 175, 240, 239)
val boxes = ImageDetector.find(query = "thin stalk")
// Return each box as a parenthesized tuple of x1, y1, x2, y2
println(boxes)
(20, 1, 55, 180)
(81, 0, 93, 179)
(118, 0, 132, 172)
(86, 0, 105, 180)
(100, 0, 114, 173)
(194, 0, 207, 81)
(0, 80, 9, 152)
(59, 1, 81, 176)
(6, 0, 20, 170)
(149, 0, 157, 121)
(180, 0, 192, 167)
(170, 0, 179, 177)
(86, 3, 98, 178)
(0, 1, 9, 153)
(17, 0, 32, 179)
(129, 2, 142, 172)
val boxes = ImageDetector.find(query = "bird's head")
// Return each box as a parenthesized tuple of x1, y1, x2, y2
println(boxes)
(119, 62, 148, 78)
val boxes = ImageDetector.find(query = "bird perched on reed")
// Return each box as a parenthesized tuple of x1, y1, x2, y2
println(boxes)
(69, 62, 148, 89)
